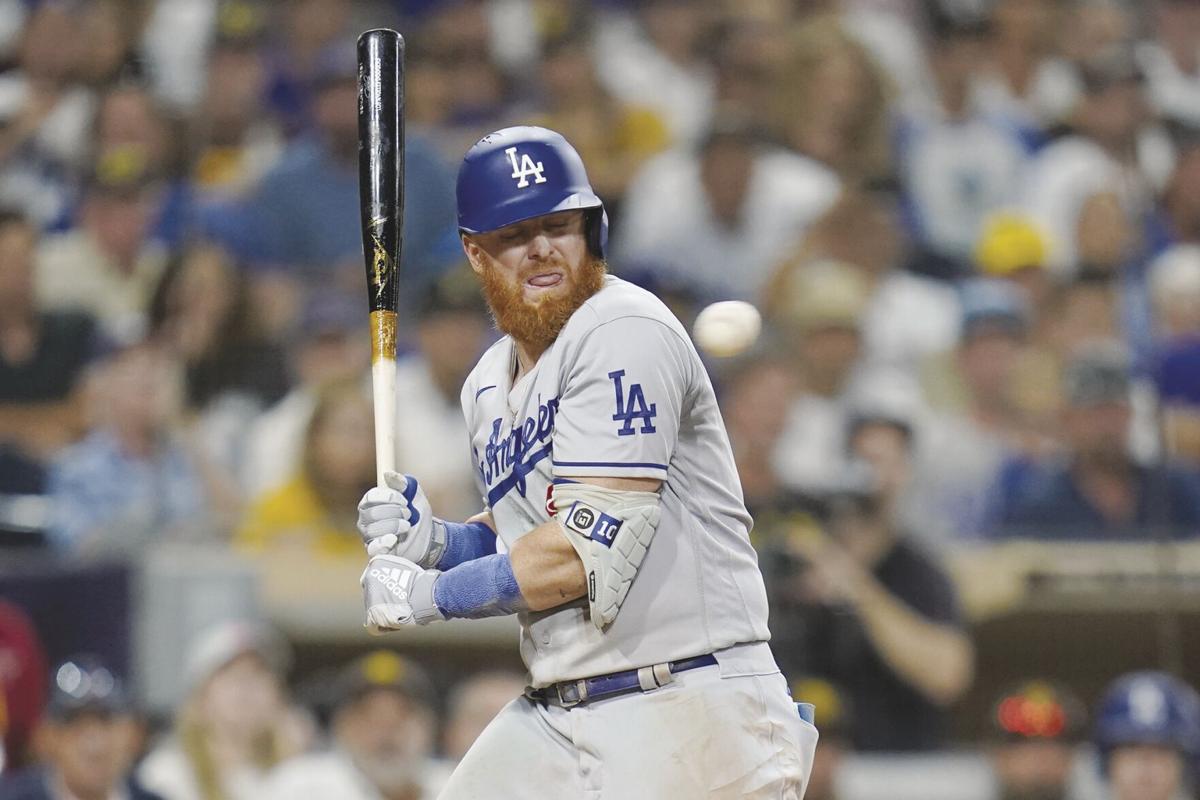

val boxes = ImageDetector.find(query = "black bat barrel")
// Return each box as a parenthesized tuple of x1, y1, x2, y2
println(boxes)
(357, 29, 404, 315)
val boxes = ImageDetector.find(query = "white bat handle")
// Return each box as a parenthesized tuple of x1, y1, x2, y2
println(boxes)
(372, 357, 398, 486)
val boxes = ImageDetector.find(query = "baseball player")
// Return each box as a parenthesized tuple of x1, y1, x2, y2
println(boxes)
(357, 126, 818, 799)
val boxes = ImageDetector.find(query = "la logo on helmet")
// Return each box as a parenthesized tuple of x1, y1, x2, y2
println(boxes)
(505, 146, 547, 188)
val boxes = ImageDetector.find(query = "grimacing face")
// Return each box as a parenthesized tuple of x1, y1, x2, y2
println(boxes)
(461, 210, 605, 350)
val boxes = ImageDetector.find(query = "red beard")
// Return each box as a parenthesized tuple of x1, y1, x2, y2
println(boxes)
(478, 258, 606, 350)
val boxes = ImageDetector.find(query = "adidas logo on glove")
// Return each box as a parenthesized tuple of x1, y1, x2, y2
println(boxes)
(370, 567, 413, 601)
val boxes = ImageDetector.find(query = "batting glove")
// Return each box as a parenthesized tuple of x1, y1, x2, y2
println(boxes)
(357, 471, 446, 565)
(360, 554, 445, 634)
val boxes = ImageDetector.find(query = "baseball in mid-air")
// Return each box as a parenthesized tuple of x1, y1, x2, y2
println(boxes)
(692, 300, 762, 358)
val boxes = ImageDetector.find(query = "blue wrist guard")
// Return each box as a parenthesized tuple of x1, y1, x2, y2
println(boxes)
(433, 553, 526, 619)
(436, 520, 497, 570)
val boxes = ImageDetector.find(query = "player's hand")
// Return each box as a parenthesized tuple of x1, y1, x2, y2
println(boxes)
(357, 471, 443, 564)
(360, 554, 444, 633)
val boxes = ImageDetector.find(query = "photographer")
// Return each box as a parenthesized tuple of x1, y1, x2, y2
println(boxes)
(767, 407, 974, 751)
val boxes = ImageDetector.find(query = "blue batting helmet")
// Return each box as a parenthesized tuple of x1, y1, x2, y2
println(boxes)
(1094, 672, 1200, 760)
(456, 126, 608, 257)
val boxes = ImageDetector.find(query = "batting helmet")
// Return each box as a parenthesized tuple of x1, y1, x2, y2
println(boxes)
(456, 126, 609, 257)
(1094, 672, 1200, 759)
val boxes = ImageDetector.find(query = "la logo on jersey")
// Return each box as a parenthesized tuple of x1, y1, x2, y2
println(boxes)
(506, 146, 547, 188)
(609, 370, 656, 436)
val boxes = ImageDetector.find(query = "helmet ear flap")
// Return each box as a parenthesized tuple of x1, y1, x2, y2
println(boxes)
(586, 207, 609, 259)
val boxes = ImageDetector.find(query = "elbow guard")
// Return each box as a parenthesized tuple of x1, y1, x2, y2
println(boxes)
(553, 482, 661, 630)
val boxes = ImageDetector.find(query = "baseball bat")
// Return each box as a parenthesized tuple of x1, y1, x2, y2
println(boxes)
(357, 28, 404, 486)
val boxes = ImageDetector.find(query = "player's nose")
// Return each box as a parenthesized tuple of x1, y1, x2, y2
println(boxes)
(526, 232, 553, 260)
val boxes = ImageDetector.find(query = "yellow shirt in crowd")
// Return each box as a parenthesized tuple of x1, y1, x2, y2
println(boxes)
(235, 476, 362, 558)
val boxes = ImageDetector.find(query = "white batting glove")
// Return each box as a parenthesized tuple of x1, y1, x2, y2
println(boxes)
(357, 471, 445, 565)
(360, 554, 445, 634)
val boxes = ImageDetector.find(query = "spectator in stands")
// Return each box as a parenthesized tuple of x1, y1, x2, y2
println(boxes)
(528, 26, 670, 214)
(775, 13, 893, 188)
(0, 601, 47, 775)
(441, 671, 527, 764)
(894, 0, 1030, 267)
(258, 0, 354, 137)
(789, 677, 851, 800)
(0, 1, 94, 227)
(236, 378, 374, 557)
(93, 85, 174, 191)
(970, 214, 1064, 427)
(769, 260, 871, 495)
(772, 450, 974, 751)
(1148, 246, 1200, 461)
(711, 8, 791, 134)
(987, 679, 1088, 800)
(188, 5, 281, 202)
(147, 242, 289, 480)
(615, 115, 839, 301)
(397, 269, 492, 521)
(0, 656, 162, 800)
(1138, 0, 1200, 129)
(1160, 132, 1200, 250)
(92, 83, 194, 248)
(913, 280, 1044, 541)
(34, 154, 168, 341)
(997, 343, 1200, 540)
(1048, 275, 1125, 366)
(240, 291, 367, 498)
(222, 36, 458, 293)
(1059, 0, 1136, 69)
(148, 242, 288, 409)
(417, 1, 516, 162)
(769, 190, 962, 369)
(1023, 46, 1161, 275)
(263, 650, 446, 800)
(974, 213, 1055, 327)
(972, 0, 1080, 136)
(0, 210, 96, 466)
(402, 33, 454, 134)
(46, 340, 223, 555)
(139, 621, 300, 800)
(77, 0, 145, 90)
(719, 353, 799, 515)
(1093, 671, 1200, 800)
(592, 0, 717, 144)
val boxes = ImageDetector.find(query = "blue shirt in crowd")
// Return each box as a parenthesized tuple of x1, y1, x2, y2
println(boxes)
(201, 132, 461, 289)
(47, 431, 206, 554)
(996, 459, 1200, 541)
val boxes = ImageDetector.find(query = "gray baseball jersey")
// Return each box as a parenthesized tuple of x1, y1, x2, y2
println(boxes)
(460, 276, 771, 687)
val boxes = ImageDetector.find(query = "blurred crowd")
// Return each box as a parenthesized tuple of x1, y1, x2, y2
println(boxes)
(2, 0, 1200, 796)
(2, 613, 1200, 800)
(0, 613, 528, 800)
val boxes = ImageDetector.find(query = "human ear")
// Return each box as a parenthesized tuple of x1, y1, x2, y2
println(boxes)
(461, 235, 485, 275)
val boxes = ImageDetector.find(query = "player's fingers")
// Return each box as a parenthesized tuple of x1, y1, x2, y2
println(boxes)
(365, 608, 394, 635)
(359, 486, 408, 509)
(383, 470, 409, 493)
(358, 503, 413, 525)
(366, 534, 398, 557)
(367, 605, 408, 630)
(362, 518, 410, 541)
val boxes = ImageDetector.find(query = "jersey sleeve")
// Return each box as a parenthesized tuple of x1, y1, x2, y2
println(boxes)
(459, 369, 490, 510)
(552, 316, 691, 480)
